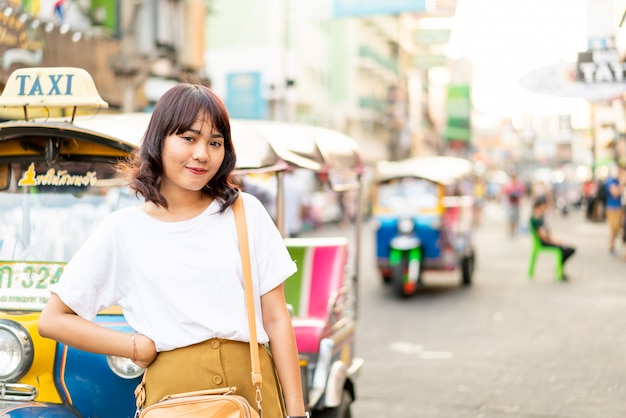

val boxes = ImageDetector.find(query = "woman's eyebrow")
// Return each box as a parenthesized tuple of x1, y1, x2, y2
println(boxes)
(185, 128, 201, 135)
(184, 128, 222, 138)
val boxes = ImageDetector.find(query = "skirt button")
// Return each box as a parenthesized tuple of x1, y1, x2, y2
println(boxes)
(212, 375, 223, 385)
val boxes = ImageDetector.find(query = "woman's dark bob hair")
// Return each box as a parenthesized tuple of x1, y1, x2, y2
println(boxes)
(121, 83, 238, 212)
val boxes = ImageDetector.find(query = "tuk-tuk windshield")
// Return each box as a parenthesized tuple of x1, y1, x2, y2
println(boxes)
(0, 161, 141, 263)
(376, 177, 438, 214)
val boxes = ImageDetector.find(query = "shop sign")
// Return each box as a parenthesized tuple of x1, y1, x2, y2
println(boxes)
(0, 11, 44, 62)
(444, 84, 471, 142)
(576, 49, 626, 83)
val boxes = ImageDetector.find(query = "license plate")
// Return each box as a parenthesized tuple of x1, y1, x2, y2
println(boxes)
(0, 262, 65, 310)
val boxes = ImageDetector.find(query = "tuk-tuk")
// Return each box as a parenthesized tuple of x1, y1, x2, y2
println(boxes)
(0, 67, 363, 417)
(0, 67, 148, 417)
(372, 156, 476, 298)
(231, 119, 364, 418)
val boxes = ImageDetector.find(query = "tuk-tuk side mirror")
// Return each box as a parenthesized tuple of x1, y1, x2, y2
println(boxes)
(0, 164, 10, 191)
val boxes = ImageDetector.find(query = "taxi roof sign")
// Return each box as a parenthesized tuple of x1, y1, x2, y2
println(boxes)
(0, 67, 109, 110)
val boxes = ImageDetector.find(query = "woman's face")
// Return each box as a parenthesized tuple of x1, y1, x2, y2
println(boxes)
(160, 115, 225, 197)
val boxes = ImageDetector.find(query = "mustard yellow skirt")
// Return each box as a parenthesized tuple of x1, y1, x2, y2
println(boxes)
(142, 338, 286, 417)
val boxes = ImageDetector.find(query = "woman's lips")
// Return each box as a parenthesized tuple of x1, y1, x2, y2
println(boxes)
(187, 167, 208, 175)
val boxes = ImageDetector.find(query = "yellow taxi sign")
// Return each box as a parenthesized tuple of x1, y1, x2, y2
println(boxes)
(0, 67, 108, 109)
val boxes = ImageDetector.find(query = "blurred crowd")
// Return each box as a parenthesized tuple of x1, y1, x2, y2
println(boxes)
(483, 164, 626, 261)
(237, 161, 626, 263)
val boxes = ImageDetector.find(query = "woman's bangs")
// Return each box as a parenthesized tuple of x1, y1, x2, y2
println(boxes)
(171, 99, 206, 135)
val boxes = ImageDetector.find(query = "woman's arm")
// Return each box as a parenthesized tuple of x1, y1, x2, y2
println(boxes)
(261, 284, 306, 417)
(39, 293, 157, 368)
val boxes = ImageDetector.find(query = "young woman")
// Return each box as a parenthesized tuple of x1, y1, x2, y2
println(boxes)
(38, 83, 307, 417)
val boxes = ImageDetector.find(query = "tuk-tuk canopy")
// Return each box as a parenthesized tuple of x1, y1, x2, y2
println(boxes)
(0, 113, 155, 167)
(0, 114, 363, 183)
(0, 67, 362, 190)
(231, 119, 363, 192)
(376, 156, 474, 185)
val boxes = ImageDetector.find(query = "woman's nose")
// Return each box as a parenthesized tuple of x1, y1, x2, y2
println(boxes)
(192, 143, 208, 161)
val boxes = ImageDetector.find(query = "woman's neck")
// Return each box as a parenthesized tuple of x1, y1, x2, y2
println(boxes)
(142, 192, 213, 222)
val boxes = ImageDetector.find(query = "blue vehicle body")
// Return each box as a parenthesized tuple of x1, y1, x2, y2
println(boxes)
(375, 215, 442, 265)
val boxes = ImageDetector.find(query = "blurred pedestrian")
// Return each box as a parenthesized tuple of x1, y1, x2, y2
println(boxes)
(605, 165, 625, 256)
(530, 195, 576, 280)
(502, 172, 525, 236)
(472, 177, 486, 227)
(622, 183, 626, 260)
(283, 168, 311, 238)
(583, 179, 597, 221)
(595, 177, 607, 222)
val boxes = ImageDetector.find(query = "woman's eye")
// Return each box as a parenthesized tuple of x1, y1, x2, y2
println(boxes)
(182, 135, 195, 142)
(210, 141, 223, 147)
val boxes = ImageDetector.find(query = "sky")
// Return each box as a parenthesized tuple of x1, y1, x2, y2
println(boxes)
(449, 0, 590, 119)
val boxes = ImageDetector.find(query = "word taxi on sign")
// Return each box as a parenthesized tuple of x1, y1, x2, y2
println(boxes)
(0, 66, 108, 109)
(576, 49, 626, 83)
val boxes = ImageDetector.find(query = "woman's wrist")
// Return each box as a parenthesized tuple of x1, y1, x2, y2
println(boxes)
(130, 334, 137, 362)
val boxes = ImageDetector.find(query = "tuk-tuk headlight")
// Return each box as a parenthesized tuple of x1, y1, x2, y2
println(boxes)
(0, 319, 34, 381)
(398, 218, 415, 234)
(107, 355, 145, 379)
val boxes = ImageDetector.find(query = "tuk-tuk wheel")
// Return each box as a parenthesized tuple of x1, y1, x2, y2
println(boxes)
(391, 253, 420, 298)
(461, 252, 475, 286)
(315, 389, 352, 418)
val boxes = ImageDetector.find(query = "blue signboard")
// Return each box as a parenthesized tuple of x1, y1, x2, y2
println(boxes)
(333, 0, 426, 17)
(226, 72, 266, 120)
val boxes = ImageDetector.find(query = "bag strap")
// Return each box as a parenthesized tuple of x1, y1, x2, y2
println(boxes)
(233, 193, 264, 413)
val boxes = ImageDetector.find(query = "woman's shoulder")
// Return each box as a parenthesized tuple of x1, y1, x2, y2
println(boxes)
(100, 205, 142, 226)
(240, 191, 265, 210)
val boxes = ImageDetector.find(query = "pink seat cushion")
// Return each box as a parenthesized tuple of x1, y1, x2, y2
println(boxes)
(292, 318, 326, 353)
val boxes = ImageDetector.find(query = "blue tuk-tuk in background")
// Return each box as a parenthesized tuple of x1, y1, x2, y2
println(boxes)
(372, 156, 476, 298)
(0, 67, 362, 417)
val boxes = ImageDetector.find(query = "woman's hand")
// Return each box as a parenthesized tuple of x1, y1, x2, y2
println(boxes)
(133, 334, 158, 368)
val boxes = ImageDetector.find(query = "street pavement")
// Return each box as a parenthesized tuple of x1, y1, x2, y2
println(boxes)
(350, 199, 626, 418)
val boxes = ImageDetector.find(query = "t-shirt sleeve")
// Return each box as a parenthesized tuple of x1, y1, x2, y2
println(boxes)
(50, 214, 121, 321)
(243, 193, 297, 295)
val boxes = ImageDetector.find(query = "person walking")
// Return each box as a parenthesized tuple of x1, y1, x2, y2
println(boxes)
(283, 168, 311, 238)
(530, 195, 576, 280)
(38, 83, 307, 417)
(605, 165, 625, 256)
(502, 172, 525, 236)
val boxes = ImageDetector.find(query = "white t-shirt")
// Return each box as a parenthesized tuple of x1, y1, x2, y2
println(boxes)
(51, 193, 296, 352)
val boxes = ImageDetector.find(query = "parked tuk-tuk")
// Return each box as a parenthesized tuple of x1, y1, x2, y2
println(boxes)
(0, 67, 363, 417)
(0, 67, 148, 417)
(231, 119, 364, 418)
(372, 156, 476, 298)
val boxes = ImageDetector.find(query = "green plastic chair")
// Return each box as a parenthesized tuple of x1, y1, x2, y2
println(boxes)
(528, 221, 563, 281)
